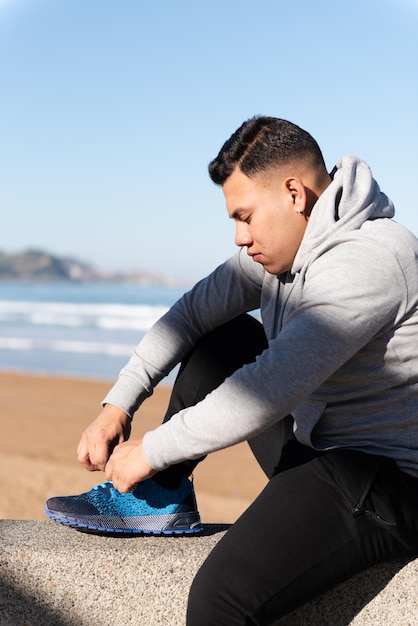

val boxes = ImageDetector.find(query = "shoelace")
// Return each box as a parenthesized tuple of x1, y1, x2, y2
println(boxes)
(91, 481, 114, 493)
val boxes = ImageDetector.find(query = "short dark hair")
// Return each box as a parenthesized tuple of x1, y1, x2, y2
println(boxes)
(208, 116, 326, 185)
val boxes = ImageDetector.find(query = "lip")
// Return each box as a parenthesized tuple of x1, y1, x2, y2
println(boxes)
(249, 253, 262, 263)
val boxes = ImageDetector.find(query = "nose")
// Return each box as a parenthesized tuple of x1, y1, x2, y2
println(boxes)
(235, 221, 253, 248)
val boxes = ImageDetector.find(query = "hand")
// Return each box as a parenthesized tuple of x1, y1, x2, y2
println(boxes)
(105, 438, 156, 493)
(77, 404, 131, 472)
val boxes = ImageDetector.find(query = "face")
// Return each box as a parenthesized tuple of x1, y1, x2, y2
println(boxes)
(222, 167, 309, 275)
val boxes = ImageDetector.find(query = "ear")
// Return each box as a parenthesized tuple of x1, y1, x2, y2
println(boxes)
(285, 177, 306, 215)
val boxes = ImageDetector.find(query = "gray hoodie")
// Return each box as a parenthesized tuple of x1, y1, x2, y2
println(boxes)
(103, 156, 418, 477)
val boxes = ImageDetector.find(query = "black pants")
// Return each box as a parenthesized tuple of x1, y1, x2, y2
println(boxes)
(156, 315, 418, 624)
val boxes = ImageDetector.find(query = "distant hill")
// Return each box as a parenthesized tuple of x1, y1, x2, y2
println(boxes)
(0, 249, 181, 286)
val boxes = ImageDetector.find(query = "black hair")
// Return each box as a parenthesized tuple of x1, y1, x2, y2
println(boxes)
(208, 116, 326, 185)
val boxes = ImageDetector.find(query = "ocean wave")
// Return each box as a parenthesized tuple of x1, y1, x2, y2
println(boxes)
(0, 336, 135, 357)
(0, 284, 182, 380)
(0, 301, 169, 331)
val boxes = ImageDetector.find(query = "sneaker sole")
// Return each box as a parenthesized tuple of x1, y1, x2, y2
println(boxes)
(44, 504, 203, 536)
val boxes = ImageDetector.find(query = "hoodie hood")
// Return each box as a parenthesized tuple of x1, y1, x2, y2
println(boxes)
(292, 156, 395, 273)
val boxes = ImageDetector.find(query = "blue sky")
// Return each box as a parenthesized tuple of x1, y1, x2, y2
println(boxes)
(0, 0, 417, 281)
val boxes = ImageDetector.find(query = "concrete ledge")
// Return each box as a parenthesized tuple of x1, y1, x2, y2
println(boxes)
(0, 521, 417, 626)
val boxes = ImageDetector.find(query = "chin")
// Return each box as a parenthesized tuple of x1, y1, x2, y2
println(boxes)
(264, 267, 278, 275)
(265, 265, 287, 276)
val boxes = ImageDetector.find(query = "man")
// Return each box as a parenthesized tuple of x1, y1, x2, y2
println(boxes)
(45, 117, 418, 624)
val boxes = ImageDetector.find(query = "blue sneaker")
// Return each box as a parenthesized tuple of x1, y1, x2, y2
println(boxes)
(44, 477, 202, 536)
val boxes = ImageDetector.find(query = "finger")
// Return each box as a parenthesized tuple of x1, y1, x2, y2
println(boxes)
(112, 477, 136, 494)
(77, 441, 94, 469)
(77, 436, 107, 472)
(88, 440, 111, 471)
(78, 451, 101, 472)
(84, 458, 102, 472)
(104, 456, 114, 482)
(105, 460, 135, 494)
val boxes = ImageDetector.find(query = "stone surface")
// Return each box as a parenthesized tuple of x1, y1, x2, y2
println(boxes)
(1, 520, 417, 625)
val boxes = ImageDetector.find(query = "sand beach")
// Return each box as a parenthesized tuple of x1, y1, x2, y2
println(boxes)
(0, 371, 268, 525)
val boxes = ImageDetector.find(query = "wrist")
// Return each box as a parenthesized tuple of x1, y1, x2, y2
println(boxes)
(102, 403, 131, 423)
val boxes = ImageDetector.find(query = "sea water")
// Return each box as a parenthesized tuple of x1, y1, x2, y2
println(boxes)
(0, 281, 187, 382)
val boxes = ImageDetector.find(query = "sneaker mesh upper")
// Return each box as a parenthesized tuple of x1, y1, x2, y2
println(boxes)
(46, 477, 194, 518)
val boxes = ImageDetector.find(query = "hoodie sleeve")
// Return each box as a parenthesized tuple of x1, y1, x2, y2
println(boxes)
(102, 248, 263, 417)
(142, 236, 410, 470)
